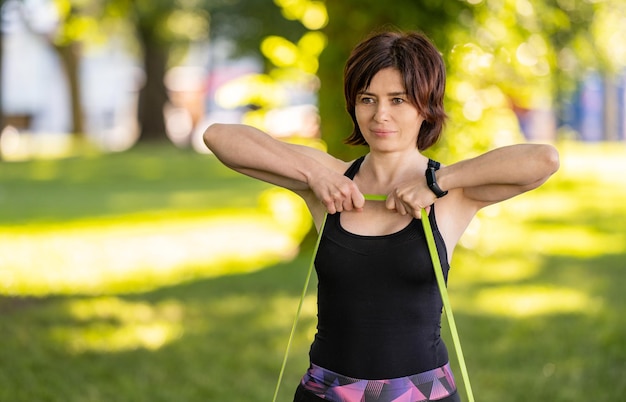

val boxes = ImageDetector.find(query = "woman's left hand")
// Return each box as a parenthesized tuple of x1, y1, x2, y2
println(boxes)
(385, 179, 436, 219)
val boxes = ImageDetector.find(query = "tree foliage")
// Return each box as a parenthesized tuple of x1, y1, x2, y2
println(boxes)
(318, 0, 626, 161)
(318, 1, 472, 160)
(12, 0, 624, 150)
(99, 0, 213, 142)
(34, 0, 301, 142)
(16, 0, 110, 136)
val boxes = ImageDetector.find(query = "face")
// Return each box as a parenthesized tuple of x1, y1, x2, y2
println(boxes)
(355, 67, 425, 153)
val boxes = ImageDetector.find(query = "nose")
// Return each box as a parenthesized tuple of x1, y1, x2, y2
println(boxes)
(373, 102, 390, 122)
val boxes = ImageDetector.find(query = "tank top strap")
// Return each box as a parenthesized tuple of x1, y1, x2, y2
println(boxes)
(344, 156, 366, 179)
(343, 155, 443, 232)
(347, 157, 440, 177)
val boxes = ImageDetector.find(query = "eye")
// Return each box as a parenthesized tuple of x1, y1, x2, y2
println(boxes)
(358, 96, 375, 104)
(392, 97, 405, 104)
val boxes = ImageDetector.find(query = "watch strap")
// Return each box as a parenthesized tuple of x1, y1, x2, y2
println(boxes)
(428, 159, 440, 170)
(426, 165, 448, 198)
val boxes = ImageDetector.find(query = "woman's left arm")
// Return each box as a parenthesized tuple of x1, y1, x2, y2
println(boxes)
(386, 144, 559, 222)
(430, 143, 559, 258)
(386, 144, 559, 256)
(437, 143, 560, 208)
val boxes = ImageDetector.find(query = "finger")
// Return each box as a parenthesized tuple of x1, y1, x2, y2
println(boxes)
(329, 189, 346, 213)
(335, 199, 344, 213)
(342, 189, 356, 211)
(392, 197, 408, 216)
(410, 207, 421, 219)
(415, 205, 430, 219)
(343, 198, 358, 212)
(352, 191, 365, 211)
(391, 190, 409, 215)
(341, 199, 351, 212)
(322, 196, 337, 214)
(385, 193, 397, 211)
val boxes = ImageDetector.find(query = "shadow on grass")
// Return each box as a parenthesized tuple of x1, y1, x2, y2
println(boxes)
(2, 240, 625, 402)
(0, 244, 318, 402)
(2, 142, 625, 401)
(451, 251, 626, 402)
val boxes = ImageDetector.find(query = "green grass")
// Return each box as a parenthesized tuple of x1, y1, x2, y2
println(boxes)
(0, 144, 311, 296)
(0, 143, 272, 225)
(1, 141, 625, 401)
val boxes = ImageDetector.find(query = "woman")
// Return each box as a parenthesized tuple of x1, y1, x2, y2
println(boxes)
(204, 30, 559, 402)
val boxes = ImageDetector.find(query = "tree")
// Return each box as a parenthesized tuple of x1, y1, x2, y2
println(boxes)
(18, 0, 291, 144)
(14, 0, 623, 148)
(97, 0, 212, 142)
(117, 0, 310, 143)
(69, 0, 305, 143)
(207, 0, 326, 137)
(50, 1, 86, 137)
(11, 0, 97, 137)
(0, 0, 5, 136)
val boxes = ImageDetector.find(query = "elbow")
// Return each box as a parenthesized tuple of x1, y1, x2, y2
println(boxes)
(202, 123, 225, 152)
(527, 144, 559, 187)
(518, 144, 560, 192)
(540, 144, 560, 176)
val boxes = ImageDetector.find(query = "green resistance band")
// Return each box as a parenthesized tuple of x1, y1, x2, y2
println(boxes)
(420, 207, 475, 402)
(271, 213, 327, 402)
(272, 195, 474, 402)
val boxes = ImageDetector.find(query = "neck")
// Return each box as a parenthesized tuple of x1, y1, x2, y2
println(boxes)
(358, 150, 428, 190)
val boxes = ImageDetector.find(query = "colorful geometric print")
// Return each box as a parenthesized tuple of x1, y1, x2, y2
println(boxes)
(301, 362, 457, 402)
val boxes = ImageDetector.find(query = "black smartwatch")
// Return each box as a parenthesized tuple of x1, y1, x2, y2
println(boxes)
(425, 167, 448, 198)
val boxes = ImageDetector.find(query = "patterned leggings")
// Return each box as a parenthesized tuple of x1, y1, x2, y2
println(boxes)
(294, 362, 460, 402)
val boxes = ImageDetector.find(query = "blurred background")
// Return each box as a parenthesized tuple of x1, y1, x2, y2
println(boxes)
(0, 0, 625, 401)
(2, 0, 625, 159)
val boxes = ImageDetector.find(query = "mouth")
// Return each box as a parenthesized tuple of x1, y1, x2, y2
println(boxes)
(370, 129, 396, 137)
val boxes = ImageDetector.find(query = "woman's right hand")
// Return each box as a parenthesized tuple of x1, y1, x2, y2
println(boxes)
(308, 169, 365, 215)
(203, 123, 365, 216)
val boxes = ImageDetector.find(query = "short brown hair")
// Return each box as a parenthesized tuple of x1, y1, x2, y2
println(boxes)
(343, 31, 447, 150)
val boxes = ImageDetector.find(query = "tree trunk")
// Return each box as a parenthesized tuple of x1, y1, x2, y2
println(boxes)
(0, 0, 4, 130)
(0, 1, 4, 161)
(604, 73, 620, 141)
(136, 30, 169, 142)
(53, 42, 85, 137)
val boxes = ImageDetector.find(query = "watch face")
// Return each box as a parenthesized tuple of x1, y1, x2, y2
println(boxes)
(427, 167, 436, 185)
(426, 167, 446, 198)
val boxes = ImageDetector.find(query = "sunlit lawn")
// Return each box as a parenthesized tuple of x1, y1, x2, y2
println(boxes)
(1, 141, 625, 401)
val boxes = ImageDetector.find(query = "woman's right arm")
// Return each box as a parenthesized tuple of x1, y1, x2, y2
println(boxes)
(203, 123, 365, 218)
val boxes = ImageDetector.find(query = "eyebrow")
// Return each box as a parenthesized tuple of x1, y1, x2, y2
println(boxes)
(358, 91, 407, 97)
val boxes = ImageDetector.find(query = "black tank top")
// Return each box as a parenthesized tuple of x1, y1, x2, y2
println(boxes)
(309, 156, 451, 379)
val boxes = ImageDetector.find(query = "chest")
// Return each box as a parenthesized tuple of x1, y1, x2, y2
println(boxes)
(315, 214, 439, 292)
(339, 201, 414, 236)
